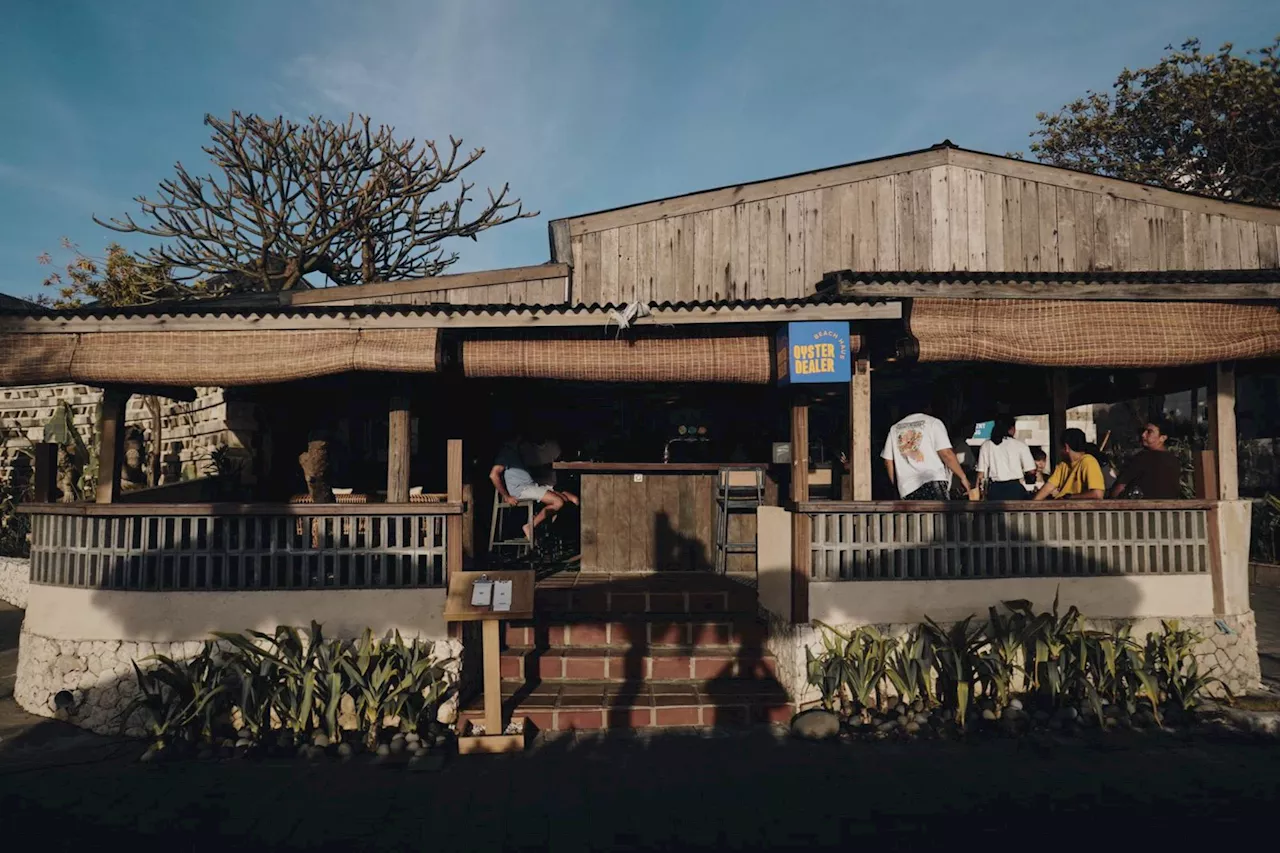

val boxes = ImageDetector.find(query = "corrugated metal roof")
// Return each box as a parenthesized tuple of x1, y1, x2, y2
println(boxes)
(0, 292, 865, 321)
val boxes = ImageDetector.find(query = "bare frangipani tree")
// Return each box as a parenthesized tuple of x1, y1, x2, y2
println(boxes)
(95, 112, 535, 292)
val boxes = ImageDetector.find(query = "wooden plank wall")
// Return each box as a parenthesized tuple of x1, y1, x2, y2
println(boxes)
(568, 165, 1280, 306)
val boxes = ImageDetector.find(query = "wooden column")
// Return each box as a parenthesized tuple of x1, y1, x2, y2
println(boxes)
(33, 443, 58, 503)
(95, 389, 128, 504)
(447, 438, 464, 575)
(481, 618, 502, 735)
(386, 390, 411, 503)
(790, 394, 810, 624)
(1208, 361, 1238, 501)
(848, 359, 872, 501)
(1049, 370, 1069, 456)
(1049, 370, 1069, 454)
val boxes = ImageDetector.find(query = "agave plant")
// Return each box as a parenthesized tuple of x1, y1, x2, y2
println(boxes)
(121, 643, 229, 748)
(215, 623, 322, 739)
(922, 615, 985, 727)
(311, 634, 355, 743)
(977, 605, 1028, 709)
(886, 628, 934, 708)
(1143, 620, 1225, 715)
(1003, 591, 1084, 706)
(1078, 626, 1140, 723)
(343, 629, 406, 747)
(380, 633, 449, 734)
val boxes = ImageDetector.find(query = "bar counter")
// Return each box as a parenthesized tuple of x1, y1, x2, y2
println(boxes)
(553, 461, 779, 573)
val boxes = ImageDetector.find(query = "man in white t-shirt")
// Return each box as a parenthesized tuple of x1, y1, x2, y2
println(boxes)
(881, 411, 973, 500)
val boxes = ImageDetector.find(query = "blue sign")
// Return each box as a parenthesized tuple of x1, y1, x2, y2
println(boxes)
(777, 321, 852, 385)
(972, 421, 994, 441)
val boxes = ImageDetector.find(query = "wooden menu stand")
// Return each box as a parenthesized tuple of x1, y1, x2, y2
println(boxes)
(444, 569, 535, 755)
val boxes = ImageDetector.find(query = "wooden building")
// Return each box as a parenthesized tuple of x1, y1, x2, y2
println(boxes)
(3, 141, 1277, 732)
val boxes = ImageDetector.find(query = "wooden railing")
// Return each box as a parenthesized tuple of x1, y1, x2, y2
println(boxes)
(24, 502, 462, 592)
(798, 501, 1213, 582)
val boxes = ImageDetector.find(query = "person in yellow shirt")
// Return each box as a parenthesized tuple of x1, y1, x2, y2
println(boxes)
(1033, 428, 1105, 500)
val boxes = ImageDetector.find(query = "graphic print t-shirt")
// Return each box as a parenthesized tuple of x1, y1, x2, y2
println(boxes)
(881, 413, 952, 498)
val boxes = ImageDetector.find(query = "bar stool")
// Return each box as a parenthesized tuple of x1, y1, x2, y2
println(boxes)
(714, 467, 764, 574)
(488, 491, 537, 557)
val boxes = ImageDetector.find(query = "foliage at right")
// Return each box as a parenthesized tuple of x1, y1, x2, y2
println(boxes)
(806, 592, 1227, 735)
(1027, 38, 1280, 207)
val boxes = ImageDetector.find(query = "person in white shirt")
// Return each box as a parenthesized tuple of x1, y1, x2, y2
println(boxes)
(976, 416, 1037, 501)
(882, 410, 973, 500)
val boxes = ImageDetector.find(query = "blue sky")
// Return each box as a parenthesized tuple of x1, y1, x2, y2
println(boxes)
(1, 0, 1276, 300)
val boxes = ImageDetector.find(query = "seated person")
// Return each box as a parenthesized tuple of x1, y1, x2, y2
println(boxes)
(490, 436, 579, 540)
(1033, 428, 1105, 501)
(1109, 418, 1183, 499)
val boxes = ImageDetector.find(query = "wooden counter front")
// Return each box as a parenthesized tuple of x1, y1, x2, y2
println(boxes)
(563, 464, 778, 573)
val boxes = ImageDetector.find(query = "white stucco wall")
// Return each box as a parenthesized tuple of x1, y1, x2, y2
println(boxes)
(22, 584, 449, 642)
(808, 575, 1216, 627)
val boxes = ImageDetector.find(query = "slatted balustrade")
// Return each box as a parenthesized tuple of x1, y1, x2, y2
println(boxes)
(799, 502, 1212, 582)
(25, 503, 459, 591)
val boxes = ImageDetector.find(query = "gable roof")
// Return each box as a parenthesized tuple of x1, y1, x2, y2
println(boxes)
(0, 292, 39, 311)
(552, 141, 1280, 244)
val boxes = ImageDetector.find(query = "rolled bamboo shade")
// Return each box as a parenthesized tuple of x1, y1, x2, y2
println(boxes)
(910, 298, 1280, 367)
(462, 335, 786, 383)
(0, 328, 440, 387)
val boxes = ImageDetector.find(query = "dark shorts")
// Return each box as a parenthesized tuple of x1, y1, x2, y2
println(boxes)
(986, 480, 1030, 501)
(904, 481, 951, 500)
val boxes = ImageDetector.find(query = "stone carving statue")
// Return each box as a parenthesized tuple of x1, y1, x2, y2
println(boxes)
(121, 426, 147, 489)
(56, 445, 82, 503)
(298, 439, 334, 503)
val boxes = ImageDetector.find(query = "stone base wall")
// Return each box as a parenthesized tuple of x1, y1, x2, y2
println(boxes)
(0, 556, 28, 608)
(772, 610, 1261, 712)
(15, 628, 462, 738)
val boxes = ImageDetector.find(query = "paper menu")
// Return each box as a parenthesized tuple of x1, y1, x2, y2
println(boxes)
(492, 579, 514, 612)
(470, 578, 494, 607)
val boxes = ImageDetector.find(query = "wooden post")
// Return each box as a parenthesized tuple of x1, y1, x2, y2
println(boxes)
(447, 438, 464, 576)
(386, 389, 411, 503)
(1049, 370, 1069, 458)
(148, 396, 163, 486)
(1208, 361, 1238, 501)
(481, 618, 502, 735)
(95, 389, 128, 504)
(34, 443, 59, 503)
(848, 359, 872, 501)
(790, 394, 810, 624)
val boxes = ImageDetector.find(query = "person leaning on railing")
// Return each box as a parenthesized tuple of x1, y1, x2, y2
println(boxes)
(976, 415, 1037, 501)
(1033, 428, 1105, 501)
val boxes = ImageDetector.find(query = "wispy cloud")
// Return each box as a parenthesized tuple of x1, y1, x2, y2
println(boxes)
(280, 0, 633, 270)
(0, 161, 112, 216)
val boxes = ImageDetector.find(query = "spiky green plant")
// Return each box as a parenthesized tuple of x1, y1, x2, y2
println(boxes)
(922, 615, 985, 727)
(121, 643, 228, 748)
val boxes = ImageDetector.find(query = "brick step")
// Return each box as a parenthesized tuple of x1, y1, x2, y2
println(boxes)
(461, 678, 793, 731)
(500, 646, 778, 682)
(505, 615, 767, 650)
(534, 579, 758, 616)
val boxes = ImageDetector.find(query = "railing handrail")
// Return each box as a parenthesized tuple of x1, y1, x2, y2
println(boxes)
(20, 501, 465, 518)
(796, 499, 1216, 513)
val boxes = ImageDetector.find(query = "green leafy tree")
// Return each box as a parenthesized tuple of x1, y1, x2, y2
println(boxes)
(36, 238, 186, 308)
(1027, 38, 1280, 206)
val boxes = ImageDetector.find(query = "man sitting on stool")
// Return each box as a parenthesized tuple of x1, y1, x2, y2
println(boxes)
(490, 436, 579, 541)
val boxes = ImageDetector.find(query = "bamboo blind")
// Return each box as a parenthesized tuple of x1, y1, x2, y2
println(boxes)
(909, 298, 1280, 366)
(0, 328, 440, 387)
